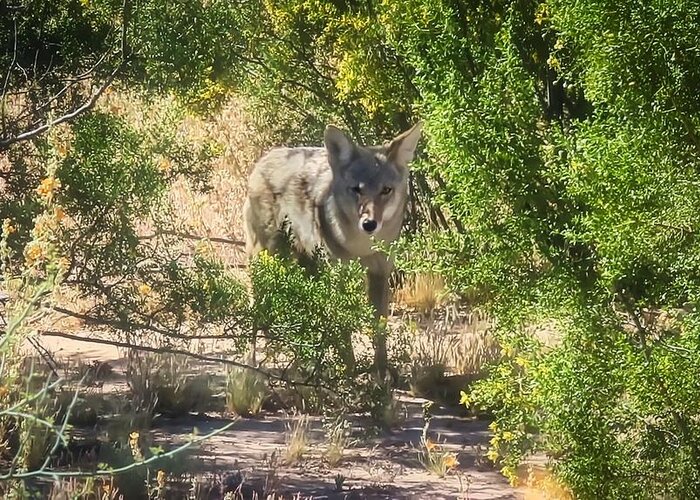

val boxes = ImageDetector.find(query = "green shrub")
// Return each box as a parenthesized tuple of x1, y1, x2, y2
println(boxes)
(249, 249, 374, 390)
(225, 0, 700, 495)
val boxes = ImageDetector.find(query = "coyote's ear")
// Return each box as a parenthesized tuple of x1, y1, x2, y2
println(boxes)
(324, 125, 355, 172)
(387, 121, 422, 169)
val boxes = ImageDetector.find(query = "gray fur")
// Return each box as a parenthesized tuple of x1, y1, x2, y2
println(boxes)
(244, 122, 422, 320)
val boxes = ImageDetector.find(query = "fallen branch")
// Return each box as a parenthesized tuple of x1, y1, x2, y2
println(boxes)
(39, 329, 332, 390)
(138, 229, 245, 246)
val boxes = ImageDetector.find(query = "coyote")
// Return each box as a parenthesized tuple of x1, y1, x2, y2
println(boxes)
(243, 122, 422, 323)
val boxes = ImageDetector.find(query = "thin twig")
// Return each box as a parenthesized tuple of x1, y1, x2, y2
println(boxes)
(0, 64, 122, 149)
(25, 336, 60, 378)
(138, 229, 245, 246)
(0, 0, 132, 150)
(0, 419, 238, 480)
(51, 304, 248, 340)
(14, 50, 113, 124)
(39, 330, 333, 390)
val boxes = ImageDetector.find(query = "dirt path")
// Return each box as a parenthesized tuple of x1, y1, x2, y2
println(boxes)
(34, 332, 524, 499)
(150, 402, 522, 499)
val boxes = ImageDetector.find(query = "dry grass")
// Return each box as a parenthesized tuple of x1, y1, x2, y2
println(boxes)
(395, 272, 446, 314)
(417, 436, 460, 478)
(407, 306, 499, 376)
(97, 91, 276, 273)
(283, 414, 311, 465)
(322, 416, 354, 467)
(225, 366, 267, 417)
(165, 97, 274, 270)
(125, 351, 212, 417)
(48, 477, 122, 500)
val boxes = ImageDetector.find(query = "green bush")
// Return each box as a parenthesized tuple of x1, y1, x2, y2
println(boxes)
(219, 0, 700, 495)
(4, 0, 700, 495)
(249, 249, 374, 388)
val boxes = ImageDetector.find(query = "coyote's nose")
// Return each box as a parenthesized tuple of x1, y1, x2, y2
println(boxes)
(362, 219, 378, 233)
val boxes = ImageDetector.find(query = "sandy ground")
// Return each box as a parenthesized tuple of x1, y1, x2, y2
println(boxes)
(30, 331, 528, 500)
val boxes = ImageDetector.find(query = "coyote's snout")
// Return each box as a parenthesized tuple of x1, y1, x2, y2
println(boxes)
(243, 120, 422, 326)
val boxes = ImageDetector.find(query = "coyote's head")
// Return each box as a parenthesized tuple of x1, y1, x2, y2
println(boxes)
(324, 122, 422, 236)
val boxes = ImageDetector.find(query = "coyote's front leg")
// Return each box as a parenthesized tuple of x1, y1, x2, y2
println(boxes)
(363, 254, 392, 381)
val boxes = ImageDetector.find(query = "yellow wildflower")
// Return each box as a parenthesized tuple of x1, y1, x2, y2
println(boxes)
(515, 356, 530, 368)
(129, 431, 140, 445)
(502, 431, 515, 442)
(34, 218, 47, 237)
(443, 453, 459, 469)
(2, 218, 16, 236)
(502, 466, 518, 486)
(24, 242, 43, 265)
(156, 155, 172, 173)
(501, 345, 515, 357)
(425, 439, 438, 452)
(547, 54, 561, 71)
(487, 449, 500, 462)
(138, 283, 152, 297)
(57, 257, 71, 272)
(36, 176, 61, 201)
(534, 3, 548, 25)
(54, 140, 71, 158)
(54, 206, 65, 223)
(459, 390, 471, 406)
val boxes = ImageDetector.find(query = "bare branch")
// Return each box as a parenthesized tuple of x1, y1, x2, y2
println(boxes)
(39, 330, 333, 389)
(51, 305, 192, 339)
(138, 229, 245, 246)
(0, 64, 121, 150)
(1, 18, 18, 131)
(0, 0, 132, 150)
(14, 50, 113, 124)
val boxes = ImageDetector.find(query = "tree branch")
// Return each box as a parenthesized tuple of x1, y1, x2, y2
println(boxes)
(39, 330, 333, 389)
(0, 64, 121, 150)
(137, 229, 245, 246)
(0, 0, 132, 150)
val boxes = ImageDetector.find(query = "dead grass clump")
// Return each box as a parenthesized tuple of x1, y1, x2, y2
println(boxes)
(417, 436, 460, 478)
(395, 272, 446, 314)
(283, 414, 310, 465)
(48, 477, 122, 500)
(405, 307, 500, 400)
(408, 323, 457, 398)
(126, 351, 212, 417)
(225, 367, 267, 417)
(322, 415, 354, 467)
(436, 307, 498, 376)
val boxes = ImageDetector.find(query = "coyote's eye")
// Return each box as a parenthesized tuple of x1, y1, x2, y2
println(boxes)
(380, 186, 393, 195)
(350, 186, 362, 195)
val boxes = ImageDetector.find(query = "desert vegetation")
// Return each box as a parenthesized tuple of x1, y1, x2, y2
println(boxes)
(2, 0, 700, 498)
